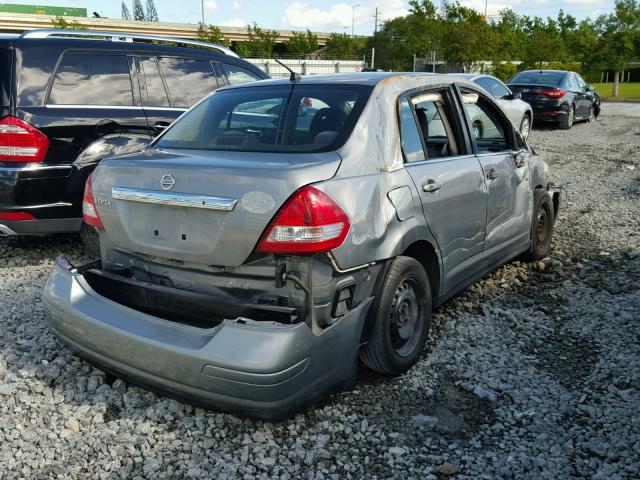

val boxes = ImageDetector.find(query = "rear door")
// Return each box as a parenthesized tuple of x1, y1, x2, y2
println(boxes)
(220, 62, 265, 86)
(459, 86, 531, 260)
(26, 51, 150, 166)
(400, 87, 488, 292)
(139, 56, 220, 135)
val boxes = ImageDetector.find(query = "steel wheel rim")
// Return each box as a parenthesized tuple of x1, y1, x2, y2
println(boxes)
(536, 206, 549, 244)
(521, 117, 530, 139)
(389, 278, 421, 357)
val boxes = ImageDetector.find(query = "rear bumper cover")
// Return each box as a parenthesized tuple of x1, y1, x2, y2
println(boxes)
(43, 257, 372, 419)
(0, 218, 81, 235)
(531, 103, 570, 121)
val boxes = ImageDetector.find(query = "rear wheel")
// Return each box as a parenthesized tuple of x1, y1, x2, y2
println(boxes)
(559, 105, 574, 130)
(360, 256, 432, 375)
(522, 190, 555, 261)
(79, 223, 100, 257)
(519, 114, 531, 140)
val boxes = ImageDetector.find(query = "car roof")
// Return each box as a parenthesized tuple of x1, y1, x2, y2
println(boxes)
(516, 70, 570, 74)
(223, 72, 473, 90)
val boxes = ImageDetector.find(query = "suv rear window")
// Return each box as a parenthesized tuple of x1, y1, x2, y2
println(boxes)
(49, 53, 134, 106)
(0, 47, 11, 107)
(155, 84, 371, 154)
(509, 71, 566, 87)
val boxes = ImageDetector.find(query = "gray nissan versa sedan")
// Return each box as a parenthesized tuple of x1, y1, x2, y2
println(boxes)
(43, 73, 560, 419)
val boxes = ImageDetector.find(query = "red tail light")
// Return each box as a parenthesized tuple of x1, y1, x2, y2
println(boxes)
(0, 212, 35, 221)
(82, 174, 104, 229)
(0, 116, 49, 163)
(256, 186, 350, 254)
(542, 89, 565, 99)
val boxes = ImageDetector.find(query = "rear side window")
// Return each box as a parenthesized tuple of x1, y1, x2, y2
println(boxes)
(157, 58, 218, 108)
(49, 53, 134, 106)
(155, 84, 371, 154)
(222, 63, 262, 85)
(0, 47, 11, 107)
(138, 57, 170, 107)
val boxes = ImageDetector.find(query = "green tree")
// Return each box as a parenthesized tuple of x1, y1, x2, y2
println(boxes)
(441, 2, 497, 72)
(121, 2, 131, 20)
(236, 23, 279, 57)
(51, 16, 84, 30)
(132, 0, 145, 21)
(145, 0, 159, 22)
(591, 0, 640, 96)
(197, 24, 229, 47)
(286, 29, 319, 55)
(520, 18, 567, 68)
(324, 33, 367, 58)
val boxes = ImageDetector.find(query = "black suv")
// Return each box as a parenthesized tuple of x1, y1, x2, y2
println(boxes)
(0, 29, 268, 238)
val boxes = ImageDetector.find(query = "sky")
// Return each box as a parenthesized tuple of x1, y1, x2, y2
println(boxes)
(0, 0, 618, 35)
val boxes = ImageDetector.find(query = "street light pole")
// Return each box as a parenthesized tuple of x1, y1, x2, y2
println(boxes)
(351, 4, 360, 37)
(201, 0, 205, 25)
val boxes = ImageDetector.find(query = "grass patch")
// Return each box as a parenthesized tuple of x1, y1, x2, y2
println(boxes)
(592, 82, 640, 101)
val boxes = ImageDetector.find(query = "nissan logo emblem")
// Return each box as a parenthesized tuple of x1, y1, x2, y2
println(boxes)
(160, 174, 176, 191)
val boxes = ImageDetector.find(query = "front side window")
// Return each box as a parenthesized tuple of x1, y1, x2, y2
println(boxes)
(398, 98, 425, 163)
(49, 53, 133, 106)
(461, 89, 511, 153)
(157, 58, 218, 108)
(155, 85, 371, 153)
(222, 63, 262, 85)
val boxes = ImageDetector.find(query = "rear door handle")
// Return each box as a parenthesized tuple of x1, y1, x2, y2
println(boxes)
(422, 180, 442, 193)
(486, 168, 499, 180)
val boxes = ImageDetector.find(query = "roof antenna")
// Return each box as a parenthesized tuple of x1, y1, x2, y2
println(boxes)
(274, 58, 301, 83)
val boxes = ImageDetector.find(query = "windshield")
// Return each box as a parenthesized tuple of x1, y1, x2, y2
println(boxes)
(155, 84, 372, 153)
(0, 46, 11, 107)
(509, 71, 566, 87)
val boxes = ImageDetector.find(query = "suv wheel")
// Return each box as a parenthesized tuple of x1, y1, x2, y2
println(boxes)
(522, 190, 555, 261)
(360, 256, 432, 375)
(560, 105, 574, 130)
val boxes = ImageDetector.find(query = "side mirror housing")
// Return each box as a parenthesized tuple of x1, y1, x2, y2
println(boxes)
(587, 85, 595, 92)
(512, 91, 522, 100)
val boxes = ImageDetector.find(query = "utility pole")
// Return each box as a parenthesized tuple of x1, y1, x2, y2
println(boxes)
(484, 0, 488, 19)
(201, 0, 205, 25)
(373, 7, 379, 33)
(351, 4, 360, 38)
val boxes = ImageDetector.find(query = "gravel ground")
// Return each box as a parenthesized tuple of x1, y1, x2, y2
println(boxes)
(0, 102, 639, 479)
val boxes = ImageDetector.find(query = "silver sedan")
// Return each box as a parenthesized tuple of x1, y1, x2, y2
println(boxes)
(452, 73, 534, 140)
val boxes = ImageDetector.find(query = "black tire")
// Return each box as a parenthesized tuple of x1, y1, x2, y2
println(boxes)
(360, 256, 432, 375)
(522, 190, 555, 262)
(79, 223, 101, 257)
(588, 105, 596, 123)
(559, 105, 574, 130)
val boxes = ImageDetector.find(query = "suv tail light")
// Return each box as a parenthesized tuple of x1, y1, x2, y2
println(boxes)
(542, 89, 566, 99)
(0, 116, 49, 163)
(82, 174, 104, 229)
(256, 186, 350, 254)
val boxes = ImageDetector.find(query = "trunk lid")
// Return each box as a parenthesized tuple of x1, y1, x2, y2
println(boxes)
(509, 84, 562, 103)
(93, 148, 342, 267)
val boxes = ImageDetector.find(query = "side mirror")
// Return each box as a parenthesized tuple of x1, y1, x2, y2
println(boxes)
(512, 91, 522, 100)
(587, 85, 595, 92)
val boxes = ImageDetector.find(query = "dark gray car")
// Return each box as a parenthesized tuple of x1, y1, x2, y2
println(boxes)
(43, 73, 560, 419)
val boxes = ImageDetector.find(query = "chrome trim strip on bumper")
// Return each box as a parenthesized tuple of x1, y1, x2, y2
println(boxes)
(0, 164, 72, 173)
(112, 187, 237, 211)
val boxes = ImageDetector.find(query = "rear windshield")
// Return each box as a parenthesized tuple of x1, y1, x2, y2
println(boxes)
(0, 47, 12, 107)
(509, 71, 566, 87)
(155, 84, 372, 153)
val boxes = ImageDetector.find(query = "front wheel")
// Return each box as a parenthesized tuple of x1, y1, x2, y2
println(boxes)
(588, 105, 596, 123)
(522, 190, 555, 261)
(360, 256, 432, 375)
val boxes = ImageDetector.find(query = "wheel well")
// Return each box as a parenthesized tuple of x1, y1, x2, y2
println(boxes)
(402, 241, 440, 301)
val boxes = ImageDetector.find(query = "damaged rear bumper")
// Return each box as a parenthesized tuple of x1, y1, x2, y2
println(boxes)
(43, 257, 372, 419)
